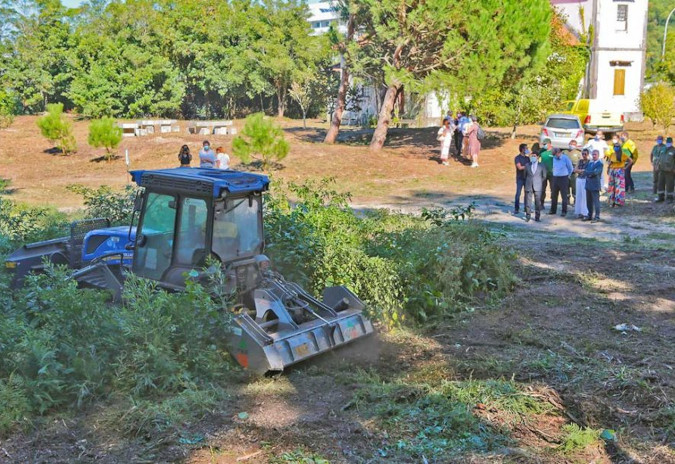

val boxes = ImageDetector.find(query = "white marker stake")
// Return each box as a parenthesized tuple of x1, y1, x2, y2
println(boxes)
(125, 149, 131, 182)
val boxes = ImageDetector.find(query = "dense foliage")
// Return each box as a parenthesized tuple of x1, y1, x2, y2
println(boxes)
(640, 83, 675, 132)
(341, 0, 553, 149)
(646, 0, 675, 83)
(473, 11, 588, 128)
(265, 180, 517, 325)
(0, 0, 334, 119)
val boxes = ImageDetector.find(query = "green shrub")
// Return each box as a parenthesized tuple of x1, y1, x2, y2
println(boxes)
(640, 83, 675, 132)
(36, 103, 77, 155)
(265, 179, 517, 326)
(0, 90, 16, 129)
(0, 197, 68, 244)
(88, 117, 123, 161)
(66, 184, 137, 225)
(232, 112, 290, 170)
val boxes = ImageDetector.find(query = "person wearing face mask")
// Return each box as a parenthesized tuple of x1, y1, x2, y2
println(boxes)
(656, 137, 675, 203)
(607, 144, 632, 207)
(524, 150, 547, 222)
(620, 131, 638, 193)
(584, 131, 608, 191)
(651, 136, 667, 196)
(573, 149, 590, 219)
(539, 139, 553, 209)
(513, 143, 530, 214)
(548, 148, 574, 216)
(564, 140, 581, 205)
(583, 150, 604, 223)
(199, 140, 216, 168)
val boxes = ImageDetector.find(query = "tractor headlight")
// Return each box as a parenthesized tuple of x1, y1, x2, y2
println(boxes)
(5, 261, 17, 269)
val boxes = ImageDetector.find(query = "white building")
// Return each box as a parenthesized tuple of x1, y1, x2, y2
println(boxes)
(552, 0, 648, 120)
(307, 2, 344, 35)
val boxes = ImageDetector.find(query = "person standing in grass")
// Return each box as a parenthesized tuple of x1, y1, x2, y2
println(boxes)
(583, 149, 604, 223)
(584, 131, 609, 190)
(621, 131, 638, 193)
(464, 115, 481, 168)
(437, 118, 454, 166)
(199, 140, 216, 168)
(656, 137, 675, 203)
(513, 143, 529, 214)
(606, 144, 632, 207)
(539, 139, 553, 209)
(524, 150, 547, 222)
(573, 149, 590, 219)
(651, 135, 666, 197)
(548, 148, 574, 217)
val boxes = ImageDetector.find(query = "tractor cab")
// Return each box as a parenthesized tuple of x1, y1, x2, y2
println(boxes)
(129, 168, 268, 289)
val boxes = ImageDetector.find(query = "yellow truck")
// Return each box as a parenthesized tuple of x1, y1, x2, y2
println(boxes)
(562, 99, 624, 134)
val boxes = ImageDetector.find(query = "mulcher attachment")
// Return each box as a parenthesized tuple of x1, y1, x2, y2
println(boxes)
(227, 273, 374, 375)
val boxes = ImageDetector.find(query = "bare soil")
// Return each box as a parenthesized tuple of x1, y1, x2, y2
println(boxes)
(0, 117, 673, 463)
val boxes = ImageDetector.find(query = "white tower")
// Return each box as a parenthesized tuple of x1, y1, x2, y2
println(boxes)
(588, 0, 648, 119)
(551, 0, 648, 120)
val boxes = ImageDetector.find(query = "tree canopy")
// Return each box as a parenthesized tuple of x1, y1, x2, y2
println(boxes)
(0, 0, 333, 119)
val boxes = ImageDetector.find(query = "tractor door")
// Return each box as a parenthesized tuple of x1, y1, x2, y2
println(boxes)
(133, 192, 211, 284)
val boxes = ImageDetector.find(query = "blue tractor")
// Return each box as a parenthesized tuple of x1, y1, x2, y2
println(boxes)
(5, 168, 374, 374)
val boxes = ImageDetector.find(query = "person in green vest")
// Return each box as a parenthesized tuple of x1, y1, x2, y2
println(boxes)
(539, 139, 553, 209)
(564, 140, 582, 205)
(651, 135, 667, 197)
(656, 137, 675, 203)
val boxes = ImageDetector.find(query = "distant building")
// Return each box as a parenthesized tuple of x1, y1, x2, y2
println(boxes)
(307, 2, 344, 35)
(551, 0, 648, 120)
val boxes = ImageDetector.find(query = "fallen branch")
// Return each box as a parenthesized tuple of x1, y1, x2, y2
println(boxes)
(237, 450, 263, 462)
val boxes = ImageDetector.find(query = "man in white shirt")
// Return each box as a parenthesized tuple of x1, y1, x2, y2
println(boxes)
(583, 131, 609, 189)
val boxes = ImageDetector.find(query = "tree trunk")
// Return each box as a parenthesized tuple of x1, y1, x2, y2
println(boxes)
(324, 13, 355, 144)
(369, 81, 401, 151)
(324, 62, 348, 143)
(277, 87, 286, 118)
(301, 108, 307, 129)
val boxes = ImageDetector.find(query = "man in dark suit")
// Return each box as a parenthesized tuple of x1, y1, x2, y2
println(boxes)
(524, 151, 547, 222)
(583, 149, 604, 223)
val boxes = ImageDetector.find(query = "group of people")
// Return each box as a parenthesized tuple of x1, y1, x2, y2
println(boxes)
(178, 140, 231, 169)
(512, 131, 657, 224)
(437, 111, 483, 168)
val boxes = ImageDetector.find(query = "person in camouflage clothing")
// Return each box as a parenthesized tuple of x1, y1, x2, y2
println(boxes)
(651, 135, 667, 196)
(656, 137, 675, 203)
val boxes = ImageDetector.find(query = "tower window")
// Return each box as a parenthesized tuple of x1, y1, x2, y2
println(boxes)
(616, 4, 628, 31)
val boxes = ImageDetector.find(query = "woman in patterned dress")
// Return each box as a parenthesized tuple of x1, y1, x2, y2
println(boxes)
(606, 144, 633, 207)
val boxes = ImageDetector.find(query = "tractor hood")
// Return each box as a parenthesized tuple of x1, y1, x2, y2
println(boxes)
(130, 168, 269, 198)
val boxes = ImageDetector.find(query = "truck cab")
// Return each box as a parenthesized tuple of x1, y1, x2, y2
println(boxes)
(129, 168, 268, 289)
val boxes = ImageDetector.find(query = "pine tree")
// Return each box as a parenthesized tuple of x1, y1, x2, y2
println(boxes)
(36, 103, 76, 155)
(88, 117, 123, 161)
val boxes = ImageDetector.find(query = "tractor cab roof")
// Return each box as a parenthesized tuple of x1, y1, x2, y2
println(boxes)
(130, 167, 269, 198)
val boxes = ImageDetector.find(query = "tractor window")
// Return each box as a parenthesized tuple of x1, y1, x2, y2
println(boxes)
(133, 192, 177, 280)
(175, 197, 208, 266)
(212, 196, 262, 261)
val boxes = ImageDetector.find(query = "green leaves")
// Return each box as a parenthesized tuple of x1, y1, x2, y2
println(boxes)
(640, 83, 675, 131)
(232, 112, 290, 170)
(88, 117, 123, 160)
(36, 103, 76, 155)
